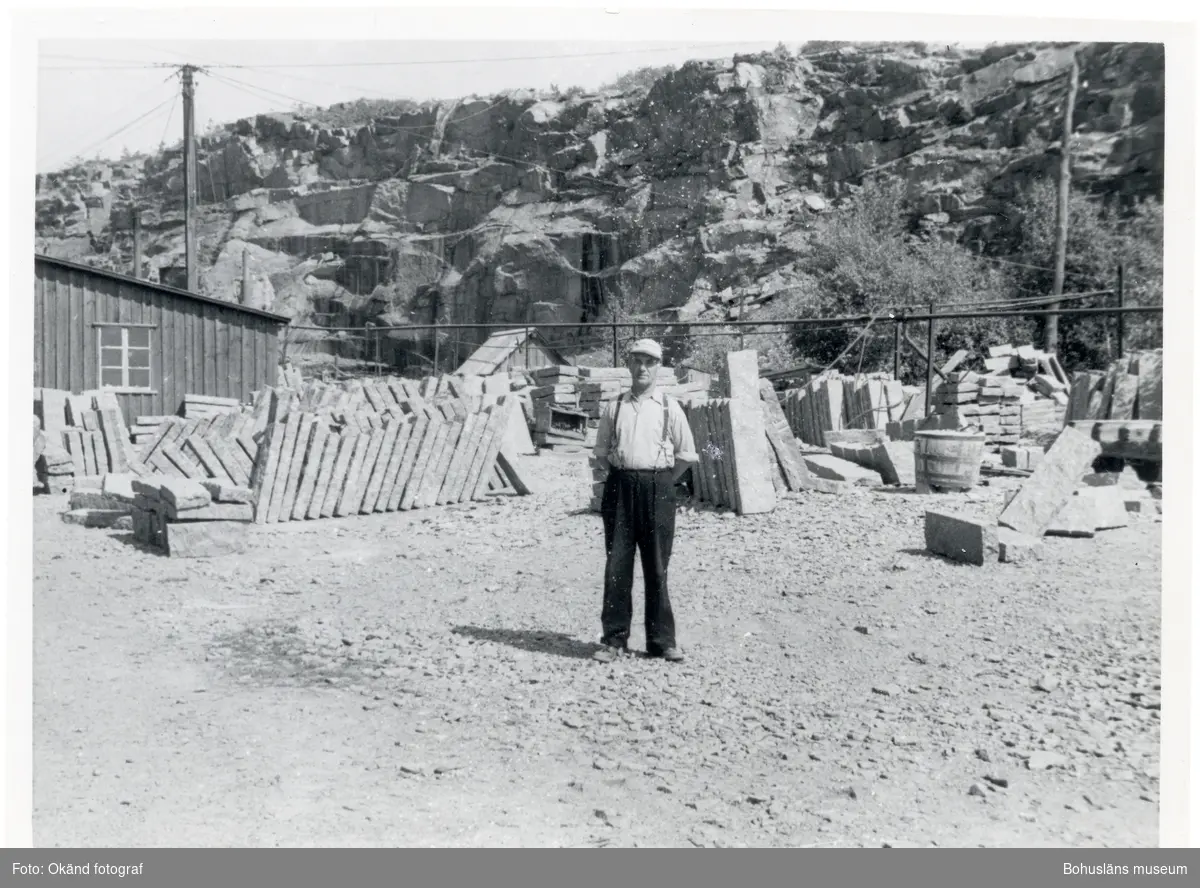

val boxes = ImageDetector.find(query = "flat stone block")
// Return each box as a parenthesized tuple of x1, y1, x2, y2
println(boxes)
(166, 502, 255, 522)
(62, 508, 129, 529)
(925, 510, 1000, 566)
(199, 480, 257, 504)
(158, 477, 213, 511)
(998, 527, 1044, 563)
(164, 520, 249, 558)
(101, 473, 137, 502)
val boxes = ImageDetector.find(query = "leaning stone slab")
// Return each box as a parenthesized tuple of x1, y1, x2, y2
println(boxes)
(164, 520, 249, 558)
(997, 426, 1103, 537)
(925, 510, 1000, 565)
(804, 453, 881, 486)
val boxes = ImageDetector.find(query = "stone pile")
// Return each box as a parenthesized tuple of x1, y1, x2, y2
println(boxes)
(923, 424, 1159, 566)
(131, 477, 253, 558)
(919, 371, 1030, 447)
(35, 387, 147, 485)
(61, 474, 136, 528)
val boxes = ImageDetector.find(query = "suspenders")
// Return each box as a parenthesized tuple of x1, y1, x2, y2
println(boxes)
(609, 394, 671, 469)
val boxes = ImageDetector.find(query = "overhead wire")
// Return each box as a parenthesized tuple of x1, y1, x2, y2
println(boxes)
(46, 84, 177, 170)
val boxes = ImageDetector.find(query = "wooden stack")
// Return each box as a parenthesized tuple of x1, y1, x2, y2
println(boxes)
(249, 391, 527, 524)
(1065, 348, 1162, 424)
(182, 394, 242, 420)
(780, 372, 911, 447)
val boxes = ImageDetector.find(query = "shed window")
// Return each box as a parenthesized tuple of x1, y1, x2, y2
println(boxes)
(98, 326, 152, 390)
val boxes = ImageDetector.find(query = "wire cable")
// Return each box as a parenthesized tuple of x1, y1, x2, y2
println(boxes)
(46, 88, 176, 170)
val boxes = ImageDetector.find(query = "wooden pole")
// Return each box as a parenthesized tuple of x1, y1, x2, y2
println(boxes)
(611, 321, 619, 367)
(1044, 55, 1079, 354)
(131, 206, 142, 280)
(241, 247, 252, 306)
(1116, 262, 1125, 359)
(924, 302, 936, 417)
(182, 65, 199, 293)
(893, 315, 902, 381)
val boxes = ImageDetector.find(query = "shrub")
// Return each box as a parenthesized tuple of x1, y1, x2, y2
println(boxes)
(1006, 180, 1164, 370)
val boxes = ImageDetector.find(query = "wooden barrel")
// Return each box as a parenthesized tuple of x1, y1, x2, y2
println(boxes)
(914, 431, 986, 492)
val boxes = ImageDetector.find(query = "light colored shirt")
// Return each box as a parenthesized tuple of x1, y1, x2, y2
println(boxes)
(593, 390, 699, 471)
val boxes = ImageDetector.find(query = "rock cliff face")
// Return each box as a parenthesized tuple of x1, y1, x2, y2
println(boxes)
(35, 41, 1164, 368)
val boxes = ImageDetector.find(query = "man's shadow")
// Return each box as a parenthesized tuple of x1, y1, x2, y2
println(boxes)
(451, 625, 601, 660)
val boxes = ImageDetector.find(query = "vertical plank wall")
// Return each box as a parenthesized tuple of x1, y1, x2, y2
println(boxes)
(33, 257, 285, 423)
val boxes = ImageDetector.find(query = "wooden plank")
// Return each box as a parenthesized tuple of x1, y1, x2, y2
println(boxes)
(348, 425, 389, 515)
(161, 441, 206, 480)
(690, 406, 713, 504)
(386, 415, 429, 512)
(418, 419, 463, 508)
(495, 449, 531, 496)
(471, 402, 514, 501)
(715, 400, 740, 513)
(374, 416, 415, 512)
(277, 414, 318, 522)
(1135, 351, 1162, 420)
(292, 421, 331, 520)
(437, 412, 481, 505)
(1108, 371, 1140, 421)
(307, 430, 346, 520)
(184, 436, 235, 484)
(320, 430, 362, 519)
(250, 421, 286, 524)
(64, 429, 87, 477)
(399, 415, 447, 511)
(458, 404, 501, 504)
(208, 435, 251, 487)
(360, 418, 402, 514)
(264, 414, 305, 524)
(333, 432, 373, 517)
(95, 409, 125, 473)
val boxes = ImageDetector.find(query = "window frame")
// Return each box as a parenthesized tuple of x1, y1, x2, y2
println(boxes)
(95, 323, 156, 393)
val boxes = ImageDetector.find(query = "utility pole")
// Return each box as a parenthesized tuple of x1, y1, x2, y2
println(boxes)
(1044, 54, 1079, 354)
(131, 205, 142, 280)
(181, 65, 199, 293)
(241, 247, 252, 306)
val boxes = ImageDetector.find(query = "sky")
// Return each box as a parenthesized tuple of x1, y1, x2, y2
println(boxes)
(36, 40, 789, 172)
(36, 38, 997, 174)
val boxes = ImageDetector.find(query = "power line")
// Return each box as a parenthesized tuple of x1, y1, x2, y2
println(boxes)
(45, 84, 177, 170)
(190, 42, 769, 70)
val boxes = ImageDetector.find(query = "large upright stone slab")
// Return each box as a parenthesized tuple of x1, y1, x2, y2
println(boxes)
(997, 426, 1103, 537)
(1108, 372, 1140, 421)
(725, 349, 762, 403)
(1134, 351, 1162, 420)
(725, 399, 776, 515)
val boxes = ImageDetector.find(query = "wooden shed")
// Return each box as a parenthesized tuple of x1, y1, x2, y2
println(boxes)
(455, 328, 572, 376)
(34, 254, 290, 423)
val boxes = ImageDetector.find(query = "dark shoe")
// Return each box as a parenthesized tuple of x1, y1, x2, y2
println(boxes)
(593, 644, 626, 663)
(661, 647, 685, 662)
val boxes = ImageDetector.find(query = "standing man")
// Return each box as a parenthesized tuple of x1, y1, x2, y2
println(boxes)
(591, 339, 698, 663)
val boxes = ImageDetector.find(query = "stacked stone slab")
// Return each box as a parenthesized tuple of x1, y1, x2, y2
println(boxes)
(36, 388, 148, 482)
(922, 371, 1030, 447)
(131, 477, 252, 557)
(779, 372, 912, 447)
(61, 474, 135, 528)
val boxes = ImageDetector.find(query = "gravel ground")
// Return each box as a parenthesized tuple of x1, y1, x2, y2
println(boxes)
(32, 450, 1162, 847)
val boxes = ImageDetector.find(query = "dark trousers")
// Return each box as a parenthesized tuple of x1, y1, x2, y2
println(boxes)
(600, 468, 677, 653)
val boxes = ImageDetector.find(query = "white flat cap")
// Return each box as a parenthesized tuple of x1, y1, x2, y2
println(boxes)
(627, 338, 663, 361)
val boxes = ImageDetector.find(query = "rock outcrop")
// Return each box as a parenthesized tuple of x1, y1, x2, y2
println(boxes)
(35, 41, 1163, 368)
